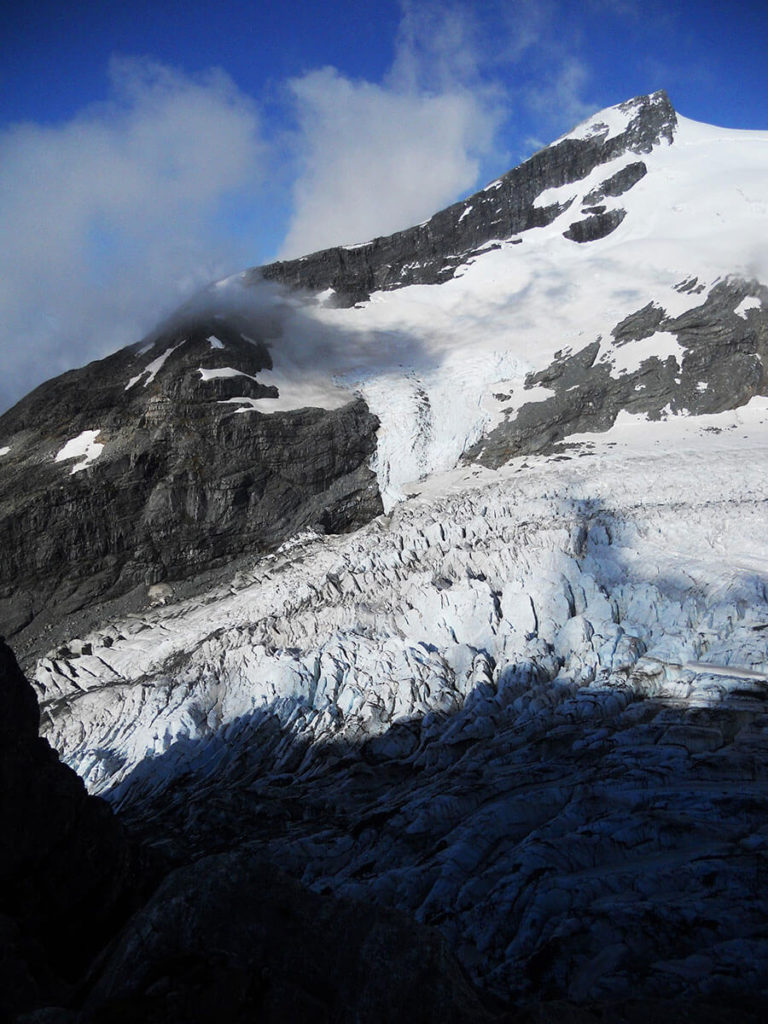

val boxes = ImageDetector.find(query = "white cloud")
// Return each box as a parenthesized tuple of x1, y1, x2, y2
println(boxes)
(524, 56, 596, 136)
(0, 57, 267, 412)
(278, 2, 504, 259)
(278, 69, 499, 258)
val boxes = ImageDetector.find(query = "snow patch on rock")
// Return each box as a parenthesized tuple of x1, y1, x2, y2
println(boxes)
(601, 330, 684, 376)
(198, 366, 259, 382)
(54, 430, 104, 474)
(735, 295, 762, 318)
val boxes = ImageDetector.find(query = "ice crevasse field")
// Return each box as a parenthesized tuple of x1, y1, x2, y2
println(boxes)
(30, 100, 768, 1003)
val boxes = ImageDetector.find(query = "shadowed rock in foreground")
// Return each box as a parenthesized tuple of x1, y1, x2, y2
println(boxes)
(0, 639, 149, 1020)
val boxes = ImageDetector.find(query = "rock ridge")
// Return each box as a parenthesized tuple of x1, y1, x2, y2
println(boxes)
(257, 91, 675, 304)
(0, 314, 383, 649)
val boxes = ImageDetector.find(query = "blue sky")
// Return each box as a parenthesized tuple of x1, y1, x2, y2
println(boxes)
(1, 0, 767, 409)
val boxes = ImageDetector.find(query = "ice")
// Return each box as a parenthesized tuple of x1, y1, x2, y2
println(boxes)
(34, 398, 768, 1001)
(735, 295, 762, 318)
(601, 330, 684, 376)
(54, 429, 104, 474)
(198, 366, 259, 382)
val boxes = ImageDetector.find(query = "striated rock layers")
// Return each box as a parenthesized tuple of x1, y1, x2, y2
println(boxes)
(0, 314, 382, 651)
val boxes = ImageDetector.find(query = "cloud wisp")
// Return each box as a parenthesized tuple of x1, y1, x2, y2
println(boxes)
(0, 2, 602, 413)
(0, 57, 267, 412)
(277, 2, 504, 259)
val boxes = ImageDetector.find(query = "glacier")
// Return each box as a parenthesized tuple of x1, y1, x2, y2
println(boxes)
(35, 397, 768, 1003)
(3, 91, 768, 1013)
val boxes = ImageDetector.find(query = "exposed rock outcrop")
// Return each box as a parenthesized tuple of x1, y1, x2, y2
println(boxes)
(258, 91, 675, 304)
(0, 315, 382, 651)
(468, 277, 768, 467)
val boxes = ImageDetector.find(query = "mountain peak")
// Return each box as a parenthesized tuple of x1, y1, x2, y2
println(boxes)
(556, 89, 677, 151)
(258, 91, 678, 305)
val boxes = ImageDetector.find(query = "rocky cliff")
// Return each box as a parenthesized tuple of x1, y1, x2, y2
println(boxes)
(0, 311, 382, 655)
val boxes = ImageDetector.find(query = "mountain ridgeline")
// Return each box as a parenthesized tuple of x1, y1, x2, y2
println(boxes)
(259, 91, 675, 303)
(3, 90, 768, 1022)
(1, 88, 766, 656)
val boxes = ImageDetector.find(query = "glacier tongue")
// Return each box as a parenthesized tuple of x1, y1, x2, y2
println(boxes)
(35, 400, 768, 1003)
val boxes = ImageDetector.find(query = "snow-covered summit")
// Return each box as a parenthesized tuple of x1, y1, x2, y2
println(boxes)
(557, 88, 675, 145)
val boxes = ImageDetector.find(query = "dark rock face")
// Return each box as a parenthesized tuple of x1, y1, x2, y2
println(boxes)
(258, 92, 675, 305)
(0, 313, 383, 650)
(563, 208, 627, 242)
(468, 277, 768, 467)
(0, 640, 149, 1020)
(582, 161, 647, 204)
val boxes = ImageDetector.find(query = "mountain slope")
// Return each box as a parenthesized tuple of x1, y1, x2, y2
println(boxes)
(2, 90, 768, 652)
(3, 90, 768, 1015)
